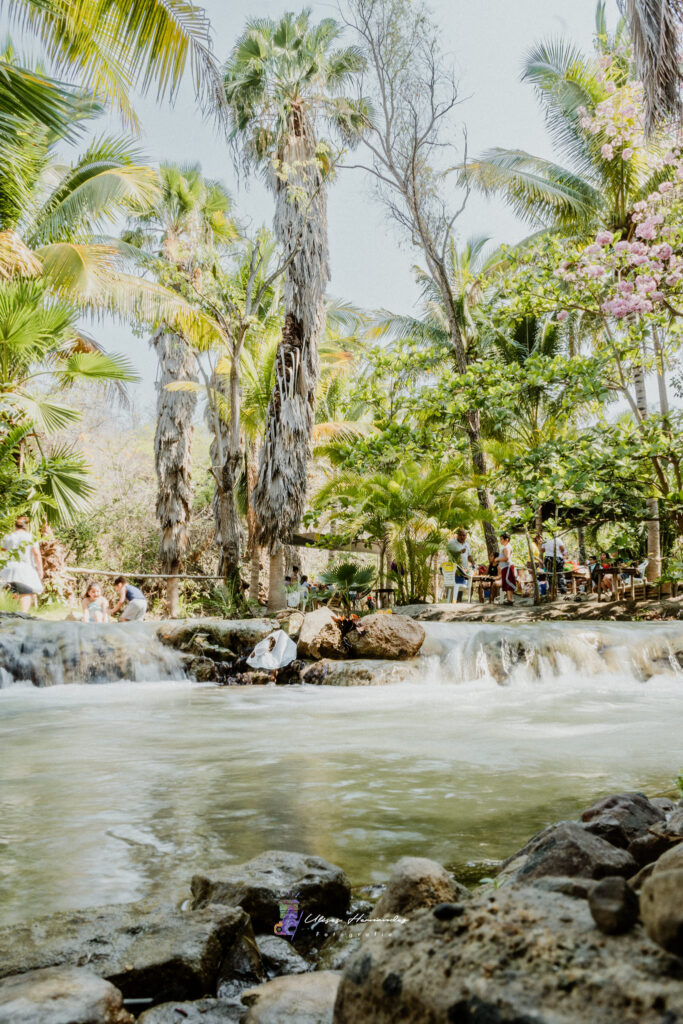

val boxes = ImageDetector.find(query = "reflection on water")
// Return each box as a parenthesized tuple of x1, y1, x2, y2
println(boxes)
(1, 619, 681, 926)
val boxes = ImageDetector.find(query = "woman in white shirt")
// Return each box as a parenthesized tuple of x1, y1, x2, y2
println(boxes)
(0, 516, 44, 613)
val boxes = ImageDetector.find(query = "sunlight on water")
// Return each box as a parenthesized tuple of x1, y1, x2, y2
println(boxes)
(0, 620, 681, 925)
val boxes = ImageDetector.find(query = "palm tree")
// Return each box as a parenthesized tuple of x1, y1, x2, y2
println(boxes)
(223, 10, 368, 606)
(621, 0, 683, 131)
(2, 0, 226, 128)
(126, 163, 234, 615)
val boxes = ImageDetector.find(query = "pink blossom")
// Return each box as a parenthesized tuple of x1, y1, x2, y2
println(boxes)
(622, 103, 636, 117)
(622, 148, 633, 161)
(665, 271, 683, 285)
(628, 253, 649, 266)
(557, 310, 569, 322)
(635, 218, 659, 240)
(658, 181, 674, 193)
(617, 280, 634, 294)
(636, 276, 657, 293)
(599, 56, 611, 69)
(584, 264, 606, 277)
(580, 117, 592, 130)
(653, 243, 673, 260)
(651, 291, 664, 302)
(605, 81, 617, 95)
(633, 200, 647, 212)
(584, 243, 602, 255)
(614, 241, 631, 254)
(596, 231, 613, 245)
(605, 123, 617, 137)
(601, 143, 614, 160)
(647, 191, 662, 203)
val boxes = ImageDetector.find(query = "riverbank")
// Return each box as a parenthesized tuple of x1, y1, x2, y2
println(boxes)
(399, 593, 683, 623)
(0, 788, 680, 1023)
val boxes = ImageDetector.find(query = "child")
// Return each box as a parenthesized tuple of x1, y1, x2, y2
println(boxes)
(110, 576, 147, 621)
(496, 533, 517, 605)
(82, 581, 109, 622)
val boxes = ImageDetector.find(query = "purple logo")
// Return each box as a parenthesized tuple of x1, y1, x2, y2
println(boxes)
(274, 894, 302, 940)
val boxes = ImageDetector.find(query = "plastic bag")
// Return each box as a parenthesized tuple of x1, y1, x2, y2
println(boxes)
(246, 629, 297, 670)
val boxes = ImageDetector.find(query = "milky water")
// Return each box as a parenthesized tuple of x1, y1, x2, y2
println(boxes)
(0, 620, 681, 926)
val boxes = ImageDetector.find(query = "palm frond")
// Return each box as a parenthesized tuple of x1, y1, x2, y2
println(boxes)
(620, 0, 683, 132)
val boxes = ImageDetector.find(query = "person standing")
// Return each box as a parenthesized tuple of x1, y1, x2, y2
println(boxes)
(543, 535, 567, 595)
(446, 528, 475, 602)
(0, 516, 44, 613)
(495, 532, 517, 605)
(111, 576, 148, 621)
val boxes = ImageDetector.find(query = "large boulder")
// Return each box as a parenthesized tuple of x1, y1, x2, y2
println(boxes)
(369, 857, 468, 920)
(191, 851, 351, 935)
(138, 999, 242, 1024)
(499, 821, 637, 884)
(302, 659, 419, 687)
(159, 620, 278, 659)
(581, 792, 666, 866)
(334, 885, 683, 1024)
(588, 876, 639, 935)
(242, 972, 340, 1024)
(0, 903, 249, 1007)
(0, 967, 133, 1024)
(297, 609, 347, 660)
(640, 866, 683, 956)
(345, 614, 425, 660)
(255, 936, 311, 979)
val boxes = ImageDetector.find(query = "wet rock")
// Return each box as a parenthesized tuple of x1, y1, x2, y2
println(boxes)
(216, 925, 265, 1001)
(334, 885, 683, 1024)
(0, 903, 249, 1006)
(188, 655, 219, 683)
(254, 935, 311, 978)
(589, 876, 639, 934)
(316, 922, 366, 972)
(0, 966, 133, 1024)
(191, 851, 351, 935)
(653, 843, 683, 873)
(345, 614, 425, 660)
(159, 620, 277, 658)
(273, 659, 305, 685)
(499, 821, 637, 883)
(530, 875, 595, 899)
(640, 868, 683, 956)
(301, 659, 419, 687)
(297, 609, 347, 660)
(580, 792, 665, 855)
(651, 797, 676, 814)
(280, 611, 305, 642)
(138, 998, 242, 1023)
(369, 857, 468, 920)
(242, 971, 340, 1024)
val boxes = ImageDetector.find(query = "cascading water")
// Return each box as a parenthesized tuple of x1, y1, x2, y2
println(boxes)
(0, 617, 681, 926)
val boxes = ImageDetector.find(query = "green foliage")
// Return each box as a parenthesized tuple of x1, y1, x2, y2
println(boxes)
(318, 560, 376, 613)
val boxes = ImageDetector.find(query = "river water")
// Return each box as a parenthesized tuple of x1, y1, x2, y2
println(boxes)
(0, 619, 681, 926)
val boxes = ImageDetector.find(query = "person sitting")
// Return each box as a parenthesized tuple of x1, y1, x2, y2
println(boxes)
(477, 550, 500, 602)
(110, 576, 148, 621)
(0, 516, 44, 614)
(82, 581, 109, 622)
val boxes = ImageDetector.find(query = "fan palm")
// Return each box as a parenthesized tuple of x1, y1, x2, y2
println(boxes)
(317, 560, 376, 613)
(224, 9, 368, 605)
(621, 0, 683, 131)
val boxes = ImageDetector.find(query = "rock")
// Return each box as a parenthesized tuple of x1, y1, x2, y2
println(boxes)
(580, 793, 665, 858)
(345, 614, 425, 660)
(191, 851, 351, 935)
(297, 609, 347, 660)
(0, 967, 133, 1024)
(216, 925, 265, 1002)
(255, 936, 311, 979)
(651, 797, 676, 814)
(316, 922, 366, 972)
(640, 868, 683, 956)
(499, 821, 637, 884)
(0, 903, 249, 1006)
(652, 843, 683, 873)
(530, 876, 596, 899)
(334, 885, 683, 1024)
(138, 999, 242, 1023)
(301, 659, 419, 687)
(188, 655, 219, 683)
(369, 857, 468, 920)
(588, 876, 639, 934)
(242, 972, 340, 1024)
(159, 620, 278, 658)
(281, 611, 305, 642)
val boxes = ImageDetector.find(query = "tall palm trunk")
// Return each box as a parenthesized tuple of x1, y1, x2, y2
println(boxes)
(633, 359, 661, 581)
(210, 363, 243, 592)
(268, 548, 286, 612)
(153, 328, 197, 617)
(252, 120, 329, 598)
(246, 441, 261, 603)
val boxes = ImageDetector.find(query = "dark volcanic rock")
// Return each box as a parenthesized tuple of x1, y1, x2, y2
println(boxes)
(0, 966, 133, 1024)
(588, 876, 639, 934)
(333, 885, 683, 1024)
(369, 856, 468, 920)
(0, 903, 249, 1006)
(191, 851, 351, 935)
(499, 821, 637, 883)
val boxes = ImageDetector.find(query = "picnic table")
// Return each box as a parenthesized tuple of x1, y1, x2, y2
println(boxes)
(595, 565, 644, 601)
(473, 575, 498, 604)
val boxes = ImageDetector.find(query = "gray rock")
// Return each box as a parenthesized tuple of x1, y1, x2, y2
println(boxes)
(216, 927, 265, 1002)
(316, 922, 366, 973)
(588, 876, 639, 934)
(301, 659, 419, 687)
(530, 876, 596, 899)
(255, 936, 311, 978)
(0, 966, 132, 1024)
(580, 793, 665, 863)
(138, 998, 243, 1024)
(191, 851, 351, 935)
(345, 614, 425, 660)
(297, 609, 346, 660)
(369, 857, 468, 920)
(0, 902, 249, 1006)
(499, 821, 637, 883)
(242, 972, 340, 1024)
(640, 868, 683, 956)
(159, 620, 278, 658)
(653, 842, 683, 873)
(334, 885, 683, 1024)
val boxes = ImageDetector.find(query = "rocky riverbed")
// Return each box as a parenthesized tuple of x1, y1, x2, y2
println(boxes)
(1, 790, 681, 1023)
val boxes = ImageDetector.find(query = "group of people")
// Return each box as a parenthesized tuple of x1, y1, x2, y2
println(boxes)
(442, 528, 647, 604)
(0, 515, 147, 621)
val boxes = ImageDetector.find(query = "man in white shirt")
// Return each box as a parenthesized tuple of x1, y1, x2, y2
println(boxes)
(446, 528, 475, 602)
(543, 536, 567, 594)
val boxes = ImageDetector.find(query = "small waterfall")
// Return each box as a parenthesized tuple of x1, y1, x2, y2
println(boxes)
(0, 618, 187, 687)
(421, 621, 683, 685)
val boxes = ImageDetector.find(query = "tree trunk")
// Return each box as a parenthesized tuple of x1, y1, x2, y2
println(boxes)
(633, 359, 662, 581)
(268, 547, 286, 612)
(166, 559, 180, 618)
(246, 442, 261, 603)
(577, 526, 587, 566)
(465, 412, 497, 555)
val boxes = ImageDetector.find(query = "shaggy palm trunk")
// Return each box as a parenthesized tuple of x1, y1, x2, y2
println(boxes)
(211, 361, 243, 592)
(633, 360, 662, 581)
(246, 441, 261, 603)
(268, 548, 286, 611)
(252, 114, 329, 592)
(153, 328, 197, 617)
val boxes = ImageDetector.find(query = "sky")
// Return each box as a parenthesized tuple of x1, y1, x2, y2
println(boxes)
(11, 0, 621, 414)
